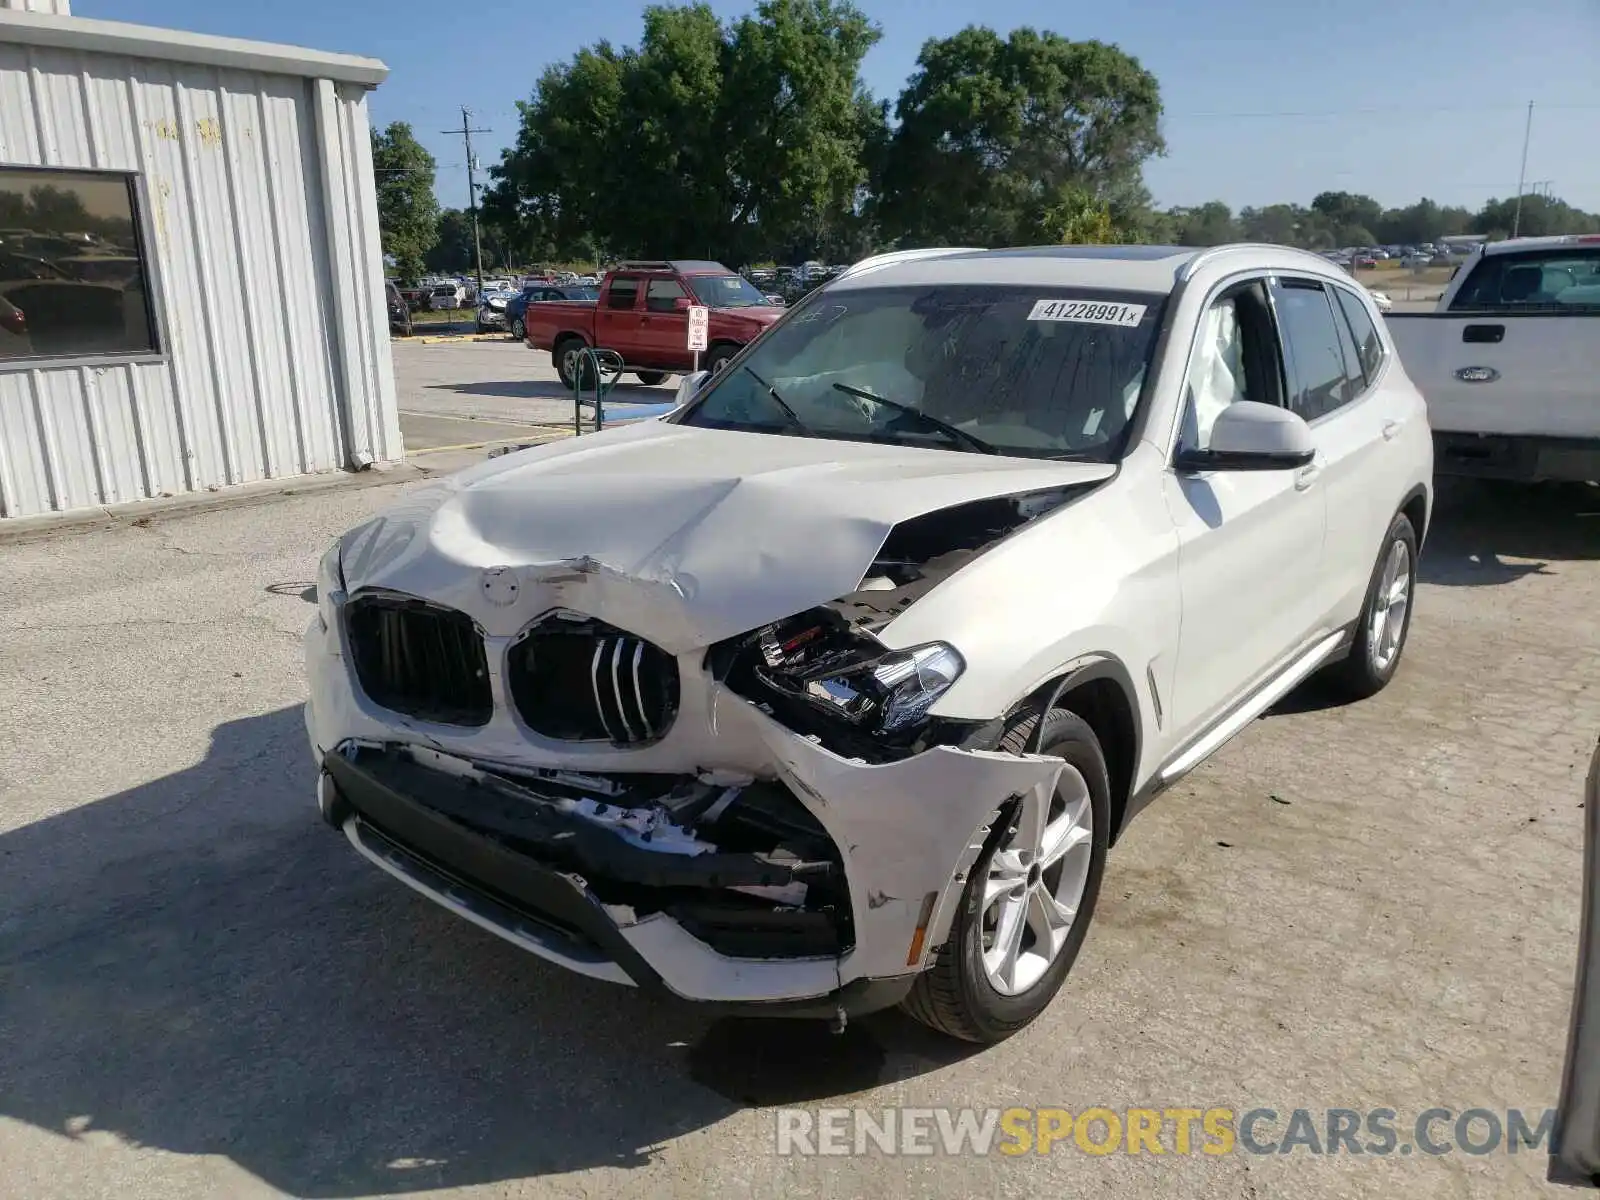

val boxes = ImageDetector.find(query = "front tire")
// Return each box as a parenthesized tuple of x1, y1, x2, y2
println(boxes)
(1328, 512, 1418, 699)
(510, 316, 526, 341)
(901, 707, 1110, 1044)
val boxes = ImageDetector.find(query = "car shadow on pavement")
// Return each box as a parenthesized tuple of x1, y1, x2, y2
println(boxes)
(1418, 478, 1599, 587)
(0, 707, 972, 1196)
(427, 380, 673, 402)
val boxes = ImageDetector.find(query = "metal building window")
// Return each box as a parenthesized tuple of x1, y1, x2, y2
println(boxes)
(0, 166, 159, 364)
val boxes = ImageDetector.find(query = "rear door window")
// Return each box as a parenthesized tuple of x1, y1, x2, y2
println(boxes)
(1272, 280, 1361, 421)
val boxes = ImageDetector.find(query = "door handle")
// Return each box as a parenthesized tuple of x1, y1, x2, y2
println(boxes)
(1462, 324, 1505, 344)
(1382, 420, 1402, 441)
(1294, 461, 1320, 491)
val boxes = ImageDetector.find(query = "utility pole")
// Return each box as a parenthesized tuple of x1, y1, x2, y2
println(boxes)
(1511, 100, 1534, 238)
(442, 107, 491, 302)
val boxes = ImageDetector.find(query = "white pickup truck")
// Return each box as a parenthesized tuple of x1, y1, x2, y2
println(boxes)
(1387, 234, 1600, 482)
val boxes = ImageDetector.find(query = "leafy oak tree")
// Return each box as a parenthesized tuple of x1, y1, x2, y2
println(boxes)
(873, 27, 1165, 248)
(370, 122, 439, 282)
(485, 0, 884, 264)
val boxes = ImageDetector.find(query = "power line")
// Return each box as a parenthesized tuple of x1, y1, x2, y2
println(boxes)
(1165, 101, 1600, 120)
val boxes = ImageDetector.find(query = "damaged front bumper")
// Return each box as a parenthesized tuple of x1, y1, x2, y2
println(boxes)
(314, 729, 1063, 1015)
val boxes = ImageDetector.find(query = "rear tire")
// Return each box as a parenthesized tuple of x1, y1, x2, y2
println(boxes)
(511, 316, 526, 341)
(634, 371, 668, 386)
(1327, 512, 1418, 699)
(900, 706, 1110, 1044)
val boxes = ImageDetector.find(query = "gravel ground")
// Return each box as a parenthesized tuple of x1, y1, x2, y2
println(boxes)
(1, 436, 1596, 1198)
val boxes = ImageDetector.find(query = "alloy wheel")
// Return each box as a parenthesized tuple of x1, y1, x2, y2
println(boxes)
(979, 767, 1095, 996)
(1368, 538, 1411, 672)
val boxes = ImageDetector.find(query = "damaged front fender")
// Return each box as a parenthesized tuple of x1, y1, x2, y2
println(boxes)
(748, 716, 1066, 983)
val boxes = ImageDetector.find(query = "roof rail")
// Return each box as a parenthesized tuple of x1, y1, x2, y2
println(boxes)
(615, 260, 673, 271)
(833, 246, 985, 284)
(1174, 241, 1342, 283)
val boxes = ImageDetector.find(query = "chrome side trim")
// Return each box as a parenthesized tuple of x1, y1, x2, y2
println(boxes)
(1158, 630, 1344, 784)
(590, 640, 616, 741)
(343, 816, 634, 986)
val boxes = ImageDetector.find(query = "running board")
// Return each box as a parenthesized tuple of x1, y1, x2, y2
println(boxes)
(1157, 631, 1345, 786)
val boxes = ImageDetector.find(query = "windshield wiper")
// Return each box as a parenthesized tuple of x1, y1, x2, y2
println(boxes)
(742, 366, 815, 436)
(831, 383, 999, 455)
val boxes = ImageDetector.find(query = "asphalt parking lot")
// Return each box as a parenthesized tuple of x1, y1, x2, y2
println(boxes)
(2, 345, 1597, 1197)
(394, 337, 680, 455)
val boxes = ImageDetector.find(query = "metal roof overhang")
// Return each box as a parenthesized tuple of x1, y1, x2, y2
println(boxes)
(0, 7, 389, 87)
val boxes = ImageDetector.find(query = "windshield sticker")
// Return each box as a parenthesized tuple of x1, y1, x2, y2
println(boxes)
(1027, 299, 1147, 327)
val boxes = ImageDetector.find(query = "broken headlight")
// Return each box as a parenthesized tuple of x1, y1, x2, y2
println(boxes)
(760, 638, 966, 735)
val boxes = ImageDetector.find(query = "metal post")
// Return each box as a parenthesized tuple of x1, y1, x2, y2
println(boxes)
(443, 108, 491, 306)
(1512, 100, 1534, 238)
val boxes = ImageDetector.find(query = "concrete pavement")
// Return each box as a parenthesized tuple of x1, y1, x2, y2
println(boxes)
(1, 450, 1597, 1197)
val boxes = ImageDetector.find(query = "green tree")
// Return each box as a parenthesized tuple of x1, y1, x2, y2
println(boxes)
(873, 27, 1164, 248)
(1310, 191, 1383, 240)
(1041, 185, 1116, 244)
(1169, 201, 1239, 246)
(487, 0, 884, 264)
(424, 208, 476, 273)
(371, 121, 439, 282)
(1474, 193, 1600, 238)
(1238, 203, 1302, 245)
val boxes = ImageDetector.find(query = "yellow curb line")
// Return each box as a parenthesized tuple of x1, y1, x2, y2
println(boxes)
(406, 430, 574, 455)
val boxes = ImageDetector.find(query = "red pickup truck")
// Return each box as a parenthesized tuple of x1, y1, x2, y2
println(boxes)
(525, 260, 785, 388)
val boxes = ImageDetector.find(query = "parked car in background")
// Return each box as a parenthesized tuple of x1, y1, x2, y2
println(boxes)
(1387, 233, 1600, 481)
(525, 259, 785, 387)
(385, 281, 412, 337)
(504, 283, 599, 341)
(307, 243, 1432, 1044)
(475, 285, 521, 333)
(428, 283, 464, 311)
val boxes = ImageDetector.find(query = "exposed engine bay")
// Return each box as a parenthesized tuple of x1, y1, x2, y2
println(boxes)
(705, 484, 1091, 760)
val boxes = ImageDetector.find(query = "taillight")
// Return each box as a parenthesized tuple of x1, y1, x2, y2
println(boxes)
(0, 303, 24, 336)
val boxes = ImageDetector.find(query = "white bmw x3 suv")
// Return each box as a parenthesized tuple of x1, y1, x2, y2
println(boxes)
(306, 244, 1433, 1043)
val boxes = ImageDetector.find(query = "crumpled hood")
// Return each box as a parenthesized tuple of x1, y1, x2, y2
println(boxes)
(341, 421, 1113, 652)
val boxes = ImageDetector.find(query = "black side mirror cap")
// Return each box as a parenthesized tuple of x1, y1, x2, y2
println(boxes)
(1175, 447, 1316, 472)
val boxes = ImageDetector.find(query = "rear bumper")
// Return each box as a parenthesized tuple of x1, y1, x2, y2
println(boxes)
(1433, 432, 1600, 483)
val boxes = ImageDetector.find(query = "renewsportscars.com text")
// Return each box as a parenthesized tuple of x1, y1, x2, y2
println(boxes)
(774, 1106, 1558, 1158)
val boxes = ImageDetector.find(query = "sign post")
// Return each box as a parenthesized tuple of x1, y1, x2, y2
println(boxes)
(687, 304, 709, 372)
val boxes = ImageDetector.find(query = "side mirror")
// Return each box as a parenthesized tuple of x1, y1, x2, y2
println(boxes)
(673, 296, 694, 312)
(1176, 401, 1315, 471)
(674, 370, 711, 408)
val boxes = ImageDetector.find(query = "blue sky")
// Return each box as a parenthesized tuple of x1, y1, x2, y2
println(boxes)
(82, 0, 1600, 215)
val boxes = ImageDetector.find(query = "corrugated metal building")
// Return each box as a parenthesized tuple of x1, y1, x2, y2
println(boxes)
(0, 0, 401, 520)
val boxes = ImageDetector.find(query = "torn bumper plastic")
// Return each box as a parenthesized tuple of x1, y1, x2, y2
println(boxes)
(318, 732, 1064, 1013)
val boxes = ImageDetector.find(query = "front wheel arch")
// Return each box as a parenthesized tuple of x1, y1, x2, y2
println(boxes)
(1006, 655, 1142, 845)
